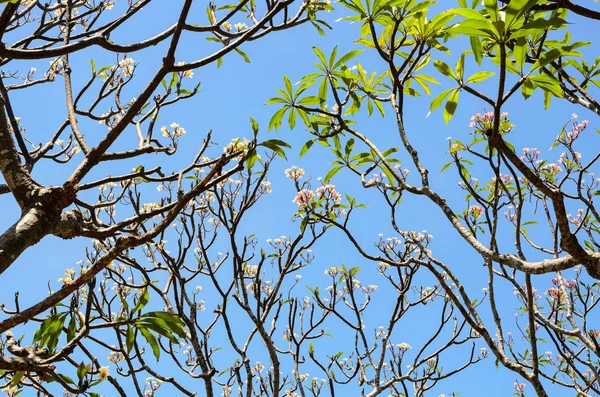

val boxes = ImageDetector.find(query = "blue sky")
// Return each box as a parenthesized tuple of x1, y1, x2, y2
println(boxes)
(1, 0, 599, 396)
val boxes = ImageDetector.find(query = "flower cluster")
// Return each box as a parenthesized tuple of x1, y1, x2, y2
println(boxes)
(551, 275, 577, 290)
(161, 122, 186, 139)
(393, 163, 411, 180)
(58, 268, 77, 285)
(468, 205, 484, 219)
(568, 208, 586, 227)
(1, 386, 19, 397)
(223, 137, 250, 156)
(560, 114, 589, 144)
(108, 350, 125, 363)
(391, 342, 411, 351)
(144, 377, 163, 397)
(285, 166, 305, 181)
(117, 57, 135, 76)
(469, 111, 513, 135)
(259, 181, 272, 194)
(316, 184, 341, 204)
(140, 202, 162, 214)
(293, 189, 314, 206)
(98, 366, 110, 381)
(520, 147, 540, 162)
(251, 362, 265, 374)
(540, 163, 563, 176)
(47, 57, 63, 80)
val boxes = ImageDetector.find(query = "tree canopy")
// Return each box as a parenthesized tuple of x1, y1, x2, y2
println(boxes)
(1, 0, 600, 396)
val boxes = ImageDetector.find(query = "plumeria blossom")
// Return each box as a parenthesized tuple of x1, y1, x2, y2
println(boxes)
(117, 57, 135, 76)
(520, 147, 541, 162)
(176, 61, 194, 78)
(98, 366, 110, 381)
(540, 163, 563, 176)
(224, 137, 250, 155)
(469, 110, 513, 135)
(285, 166, 305, 181)
(293, 189, 314, 206)
(161, 122, 186, 138)
(468, 205, 484, 219)
(315, 184, 341, 204)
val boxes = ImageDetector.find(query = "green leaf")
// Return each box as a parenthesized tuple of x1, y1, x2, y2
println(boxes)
(318, 78, 328, 103)
(298, 96, 322, 106)
(126, 325, 135, 353)
(67, 315, 77, 343)
(456, 52, 466, 80)
(137, 320, 179, 344)
(382, 147, 399, 157)
(139, 327, 160, 360)
(77, 362, 87, 381)
(139, 312, 187, 338)
(447, 19, 497, 39)
(234, 48, 251, 63)
(328, 46, 339, 70)
(530, 74, 563, 97)
(451, 7, 488, 21)
(168, 73, 178, 90)
(261, 139, 291, 159)
(300, 215, 309, 233)
(35, 313, 67, 352)
(265, 97, 287, 105)
(428, 88, 454, 116)
(440, 161, 453, 173)
(245, 147, 258, 169)
(250, 117, 259, 138)
(470, 36, 483, 65)
(510, 17, 568, 39)
(344, 138, 354, 159)
(521, 77, 535, 99)
(531, 46, 574, 73)
(334, 50, 363, 69)
(324, 166, 343, 184)
(505, 0, 539, 30)
(284, 74, 293, 96)
(299, 139, 315, 158)
(313, 46, 327, 66)
(269, 106, 288, 131)
(433, 60, 455, 78)
(483, 0, 500, 22)
(10, 371, 24, 388)
(133, 288, 150, 313)
(443, 89, 459, 124)
(288, 108, 297, 129)
(466, 71, 495, 83)
(513, 37, 527, 70)
(544, 90, 552, 109)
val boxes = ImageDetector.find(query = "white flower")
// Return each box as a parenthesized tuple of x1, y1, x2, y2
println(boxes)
(98, 366, 110, 381)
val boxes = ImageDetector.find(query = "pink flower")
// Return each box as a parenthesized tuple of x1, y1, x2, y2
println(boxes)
(468, 205, 484, 219)
(316, 184, 341, 204)
(293, 189, 314, 206)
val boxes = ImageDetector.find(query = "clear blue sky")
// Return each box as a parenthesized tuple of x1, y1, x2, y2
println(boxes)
(1, 1, 599, 396)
